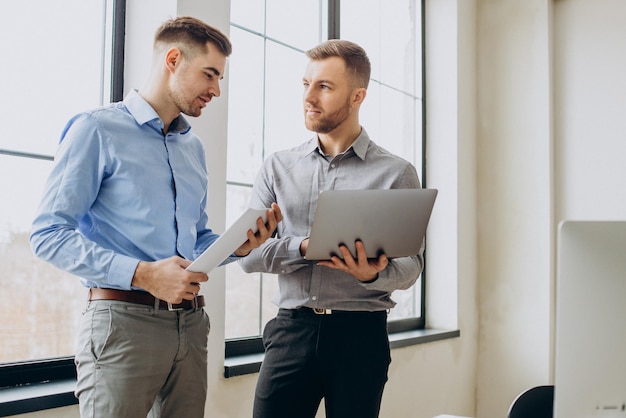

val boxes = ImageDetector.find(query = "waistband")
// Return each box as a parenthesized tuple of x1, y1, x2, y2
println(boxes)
(279, 307, 387, 317)
(89, 288, 204, 311)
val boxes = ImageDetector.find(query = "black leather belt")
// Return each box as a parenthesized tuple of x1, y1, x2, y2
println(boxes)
(89, 288, 204, 311)
(280, 307, 386, 317)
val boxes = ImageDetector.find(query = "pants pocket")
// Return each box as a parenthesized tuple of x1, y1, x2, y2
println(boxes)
(88, 304, 114, 362)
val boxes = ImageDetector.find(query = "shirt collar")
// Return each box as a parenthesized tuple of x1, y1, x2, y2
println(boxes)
(350, 129, 370, 160)
(123, 89, 191, 134)
(304, 128, 371, 160)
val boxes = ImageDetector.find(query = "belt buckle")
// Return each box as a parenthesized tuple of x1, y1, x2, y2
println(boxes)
(167, 302, 184, 312)
(313, 308, 332, 315)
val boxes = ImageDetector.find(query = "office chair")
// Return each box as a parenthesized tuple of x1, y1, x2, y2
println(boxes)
(507, 385, 554, 418)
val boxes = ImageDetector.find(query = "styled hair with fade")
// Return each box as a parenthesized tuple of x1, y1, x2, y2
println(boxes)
(154, 16, 232, 58)
(305, 39, 371, 89)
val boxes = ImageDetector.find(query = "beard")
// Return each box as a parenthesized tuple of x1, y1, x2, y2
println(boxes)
(305, 98, 351, 134)
(170, 85, 202, 118)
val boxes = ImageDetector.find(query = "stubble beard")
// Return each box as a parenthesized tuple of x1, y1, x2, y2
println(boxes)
(170, 85, 202, 118)
(305, 99, 351, 134)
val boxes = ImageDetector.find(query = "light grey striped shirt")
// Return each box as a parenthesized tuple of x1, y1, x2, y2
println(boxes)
(238, 129, 424, 311)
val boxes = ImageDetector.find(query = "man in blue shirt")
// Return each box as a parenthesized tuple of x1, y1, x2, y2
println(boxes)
(30, 16, 280, 418)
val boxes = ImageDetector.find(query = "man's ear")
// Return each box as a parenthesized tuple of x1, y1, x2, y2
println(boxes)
(352, 87, 367, 106)
(164, 47, 182, 73)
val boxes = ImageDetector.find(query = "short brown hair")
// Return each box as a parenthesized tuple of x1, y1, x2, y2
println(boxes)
(305, 39, 371, 89)
(154, 16, 232, 58)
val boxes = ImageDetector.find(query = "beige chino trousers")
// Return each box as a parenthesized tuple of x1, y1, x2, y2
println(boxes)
(74, 299, 210, 418)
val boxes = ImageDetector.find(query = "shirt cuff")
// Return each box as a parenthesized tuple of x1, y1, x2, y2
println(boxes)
(359, 267, 388, 288)
(108, 254, 140, 289)
(360, 274, 379, 284)
(289, 236, 308, 258)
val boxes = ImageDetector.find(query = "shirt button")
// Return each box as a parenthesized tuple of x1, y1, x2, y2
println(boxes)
(331, 164, 336, 168)
(312, 296, 317, 301)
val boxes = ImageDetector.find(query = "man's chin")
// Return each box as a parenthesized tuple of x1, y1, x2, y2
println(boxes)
(305, 119, 322, 132)
(183, 108, 202, 118)
(306, 122, 333, 134)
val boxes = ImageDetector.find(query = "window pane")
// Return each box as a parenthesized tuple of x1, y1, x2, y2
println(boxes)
(413, 1, 423, 99)
(379, 0, 418, 95)
(260, 274, 279, 328)
(0, 156, 85, 363)
(266, 0, 323, 50)
(264, 41, 310, 156)
(341, 0, 420, 95)
(225, 263, 262, 338)
(225, 184, 260, 338)
(230, 0, 265, 34)
(224, 184, 280, 339)
(388, 277, 422, 320)
(379, 86, 416, 159)
(0, 0, 107, 364)
(341, 0, 424, 322)
(227, 28, 265, 185)
(339, 0, 381, 81)
(226, 0, 320, 340)
(359, 82, 381, 141)
(0, 1, 105, 156)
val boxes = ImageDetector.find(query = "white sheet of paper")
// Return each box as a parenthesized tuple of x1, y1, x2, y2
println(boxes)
(186, 208, 269, 274)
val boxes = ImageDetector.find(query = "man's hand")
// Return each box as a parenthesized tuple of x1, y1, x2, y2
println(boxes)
(317, 240, 388, 282)
(234, 203, 282, 256)
(299, 238, 309, 256)
(131, 256, 208, 304)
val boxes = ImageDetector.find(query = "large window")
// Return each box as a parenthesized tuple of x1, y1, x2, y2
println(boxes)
(225, 0, 424, 341)
(0, 0, 423, 382)
(0, 0, 116, 365)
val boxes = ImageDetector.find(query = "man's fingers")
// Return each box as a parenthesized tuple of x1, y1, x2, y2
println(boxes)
(190, 271, 209, 283)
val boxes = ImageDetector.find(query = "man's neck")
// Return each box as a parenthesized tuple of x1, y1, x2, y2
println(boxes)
(318, 125, 362, 158)
(137, 87, 178, 134)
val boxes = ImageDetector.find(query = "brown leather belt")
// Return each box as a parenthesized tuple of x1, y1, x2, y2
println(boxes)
(89, 288, 205, 311)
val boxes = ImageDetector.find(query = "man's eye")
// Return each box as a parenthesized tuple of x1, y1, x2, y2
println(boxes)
(205, 73, 214, 79)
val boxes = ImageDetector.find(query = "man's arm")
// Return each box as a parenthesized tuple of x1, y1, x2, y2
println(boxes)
(29, 114, 139, 289)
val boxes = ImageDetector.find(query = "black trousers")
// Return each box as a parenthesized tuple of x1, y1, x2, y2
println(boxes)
(253, 308, 391, 418)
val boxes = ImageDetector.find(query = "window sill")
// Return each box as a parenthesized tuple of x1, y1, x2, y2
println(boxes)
(0, 379, 77, 417)
(0, 329, 460, 416)
(224, 328, 460, 378)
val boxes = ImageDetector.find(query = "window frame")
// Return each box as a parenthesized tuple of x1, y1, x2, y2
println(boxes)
(223, 0, 431, 372)
(0, 1, 125, 415)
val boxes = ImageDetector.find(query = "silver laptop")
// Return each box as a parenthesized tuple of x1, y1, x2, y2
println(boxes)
(282, 188, 438, 265)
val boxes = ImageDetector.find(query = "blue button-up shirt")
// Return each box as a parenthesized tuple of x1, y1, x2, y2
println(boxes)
(238, 129, 424, 311)
(30, 90, 221, 290)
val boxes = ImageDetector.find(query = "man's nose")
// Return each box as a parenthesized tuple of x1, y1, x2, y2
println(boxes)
(211, 82, 221, 98)
(304, 88, 315, 104)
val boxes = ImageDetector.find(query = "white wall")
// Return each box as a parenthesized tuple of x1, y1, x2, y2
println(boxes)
(553, 0, 626, 220)
(475, 0, 554, 416)
(476, 0, 626, 417)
